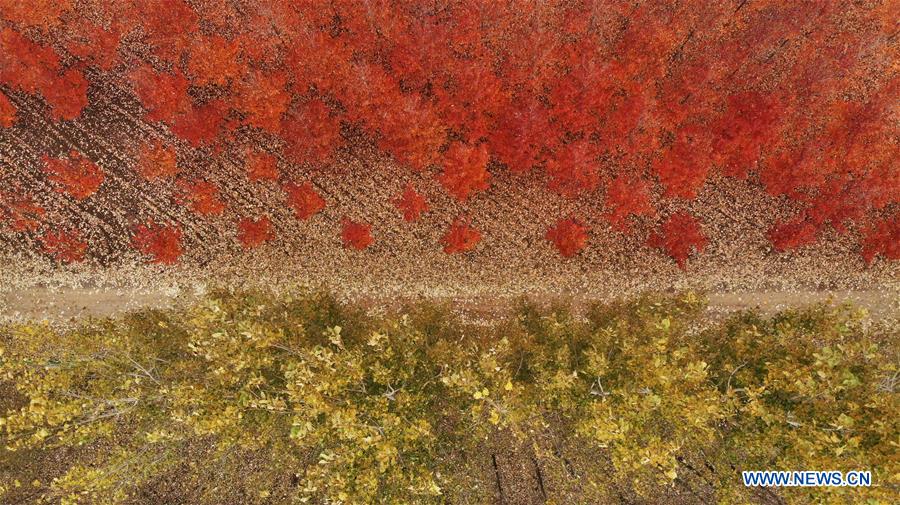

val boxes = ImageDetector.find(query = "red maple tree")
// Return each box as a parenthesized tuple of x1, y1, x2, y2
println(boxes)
(439, 143, 490, 201)
(236, 70, 291, 133)
(442, 218, 481, 254)
(39, 229, 87, 263)
(131, 221, 183, 264)
(860, 214, 899, 263)
(186, 34, 243, 86)
(129, 66, 191, 124)
(0, 0, 72, 29)
(246, 150, 279, 182)
(280, 98, 342, 166)
(137, 141, 179, 180)
(0, 90, 17, 127)
(767, 217, 819, 252)
(283, 181, 325, 220)
(170, 101, 227, 147)
(545, 140, 601, 198)
(341, 218, 373, 250)
(175, 179, 226, 216)
(647, 212, 708, 269)
(546, 218, 590, 258)
(42, 151, 104, 200)
(0, 191, 45, 232)
(605, 175, 655, 232)
(393, 183, 429, 222)
(237, 216, 274, 249)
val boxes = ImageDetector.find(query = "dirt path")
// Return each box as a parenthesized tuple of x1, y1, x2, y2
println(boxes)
(2, 283, 896, 325)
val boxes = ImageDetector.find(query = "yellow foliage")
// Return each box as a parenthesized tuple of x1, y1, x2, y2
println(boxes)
(0, 290, 895, 504)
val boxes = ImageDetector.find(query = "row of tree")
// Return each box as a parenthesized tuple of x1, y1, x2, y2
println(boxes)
(0, 1, 897, 265)
(1, 290, 896, 503)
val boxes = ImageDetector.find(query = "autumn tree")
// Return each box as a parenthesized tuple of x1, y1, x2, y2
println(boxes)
(0, 1, 896, 264)
(545, 217, 589, 258)
(236, 216, 274, 249)
(441, 218, 481, 254)
(647, 212, 707, 269)
(131, 221, 183, 264)
(1, 291, 895, 504)
(42, 151, 104, 200)
(393, 183, 429, 222)
(340, 218, 373, 250)
(283, 181, 325, 220)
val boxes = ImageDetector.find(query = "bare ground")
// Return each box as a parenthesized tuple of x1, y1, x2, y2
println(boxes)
(2, 282, 897, 325)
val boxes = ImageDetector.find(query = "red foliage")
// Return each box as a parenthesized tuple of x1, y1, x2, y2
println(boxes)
(175, 179, 226, 216)
(0, 28, 88, 120)
(129, 66, 191, 123)
(65, 24, 121, 70)
(130, 0, 197, 62)
(759, 148, 823, 198)
(131, 221, 183, 264)
(647, 212, 707, 269)
(186, 35, 242, 86)
(41, 68, 89, 121)
(711, 92, 782, 178)
(860, 214, 900, 263)
(0, 28, 60, 94)
(805, 178, 867, 233)
(653, 127, 710, 199)
(280, 99, 342, 165)
(236, 70, 291, 132)
(43, 151, 104, 200)
(341, 218, 373, 250)
(0, 191, 45, 232)
(545, 141, 601, 198)
(246, 150, 279, 182)
(767, 217, 819, 252)
(0, 2, 895, 264)
(545, 218, 589, 258)
(488, 98, 551, 173)
(439, 143, 490, 201)
(283, 181, 325, 220)
(237, 216, 274, 249)
(0, 90, 15, 127)
(0, 0, 72, 29)
(394, 183, 429, 222)
(170, 101, 227, 147)
(39, 229, 87, 263)
(442, 218, 481, 254)
(137, 141, 179, 180)
(378, 97, 446, 171)
(605, 175, 655, 232)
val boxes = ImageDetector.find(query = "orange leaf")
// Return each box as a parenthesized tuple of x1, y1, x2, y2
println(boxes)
(394, 183, 429, 222)
(442, 218, 481, 254)
(237, 216, 274, 249)
(0, 89, 17, 127)
(43, 150, 104, 200)
(647, 212, 707, 269)
(137, 141, 179, 180)
(283, 181, 325, 220)
(545, 218, 589, 258)
(246, 150, 279, 182)
(439, 143, 490, 201)
(39, 228, 87, 263)
(176, 178, 226, 216)
(341, 218, 373, 250)
(131, 221, 183, 264)
(0, 191, 45, 231)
